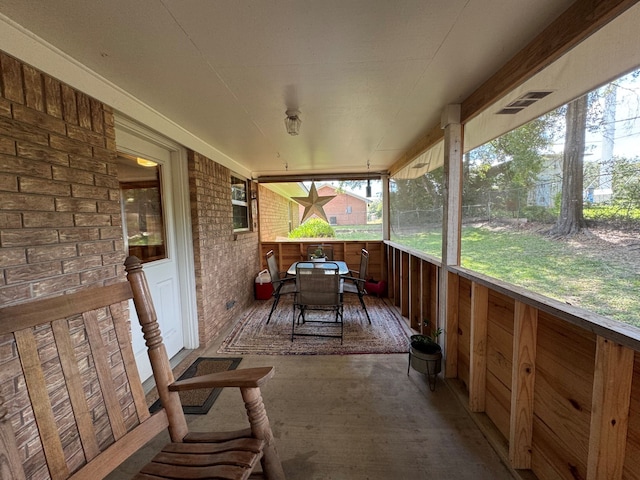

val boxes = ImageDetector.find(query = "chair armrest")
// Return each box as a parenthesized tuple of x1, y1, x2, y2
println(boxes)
(341, 275, 364, 285)
(168, 366, 275, 391)
(274, 275, 295, 287)
(348, 269, 360, 277)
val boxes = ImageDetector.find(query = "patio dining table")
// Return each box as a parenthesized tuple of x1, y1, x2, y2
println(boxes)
(287, 260, 350, 276)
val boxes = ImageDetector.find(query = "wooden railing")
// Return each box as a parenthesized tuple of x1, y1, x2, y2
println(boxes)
(385, 241, 640, 480)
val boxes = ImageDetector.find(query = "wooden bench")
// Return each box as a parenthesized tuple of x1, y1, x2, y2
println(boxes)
(0, 256, 285, 480)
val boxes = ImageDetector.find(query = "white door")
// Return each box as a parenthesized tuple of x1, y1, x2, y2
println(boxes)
(116, 117, 197, 381)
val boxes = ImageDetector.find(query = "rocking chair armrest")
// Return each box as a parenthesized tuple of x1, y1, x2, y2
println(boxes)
(169, 366, 275, 391)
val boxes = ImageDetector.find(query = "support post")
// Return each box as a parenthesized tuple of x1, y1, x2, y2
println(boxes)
(382, 174, 390, 241)
(509, 301, 538, 469)
(469, 282, 489, 412)
(439, 104, 463, 378)
(587, 336, 633, 480)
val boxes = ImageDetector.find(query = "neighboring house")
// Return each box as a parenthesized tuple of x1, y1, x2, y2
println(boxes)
(258, 183, 304, 240)
(527, 155, 562, 208)
(527, 154, 614, 207)
(299, 184, 370, 226)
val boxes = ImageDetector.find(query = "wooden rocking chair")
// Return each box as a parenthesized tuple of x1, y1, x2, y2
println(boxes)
(0, 255, 285, 480)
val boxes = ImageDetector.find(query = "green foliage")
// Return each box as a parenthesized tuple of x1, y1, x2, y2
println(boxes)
(611, 156, 640, 209)
(390, 169, 444, 225)
(288, 218, 336, 238)
(368, 197, 383, 221)
(584, 203, 640, 221)
(521, 206, 556, 223)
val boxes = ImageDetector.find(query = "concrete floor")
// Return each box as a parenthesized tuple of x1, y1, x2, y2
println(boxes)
(109, 313, 516, 479)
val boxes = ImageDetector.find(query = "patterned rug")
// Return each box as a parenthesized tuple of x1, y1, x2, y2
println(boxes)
(218, 294, 412, 355)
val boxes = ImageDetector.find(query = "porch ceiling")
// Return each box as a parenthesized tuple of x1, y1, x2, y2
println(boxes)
(0, 1, 637, 180)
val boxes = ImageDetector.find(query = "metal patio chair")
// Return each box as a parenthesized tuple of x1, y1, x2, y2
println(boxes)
(266, 250, 296, 324)
(292, 261, 344, 343)
(341, 248, 371, 324)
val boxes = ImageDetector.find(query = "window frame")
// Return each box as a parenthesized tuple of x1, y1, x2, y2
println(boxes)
(231, 173, 251, 232)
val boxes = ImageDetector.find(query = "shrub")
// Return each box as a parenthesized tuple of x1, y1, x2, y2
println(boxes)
(288, 218, 336, 238)
(522, 206, 556, 223)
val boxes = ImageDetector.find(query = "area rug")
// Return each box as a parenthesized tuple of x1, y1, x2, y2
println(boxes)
(218, 295, 411, 355)
(149, 357, 242, 414)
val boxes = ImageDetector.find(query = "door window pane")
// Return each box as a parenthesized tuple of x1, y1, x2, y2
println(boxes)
(118, 154, 167, 263)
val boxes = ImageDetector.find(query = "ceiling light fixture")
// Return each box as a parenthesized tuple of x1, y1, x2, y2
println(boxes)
(285, 109, 301, 136)
(136, 157, 158, 167)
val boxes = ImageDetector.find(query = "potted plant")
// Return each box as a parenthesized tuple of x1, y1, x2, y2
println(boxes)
(311, 247, 326, 261)
(408, 323, 443, 391)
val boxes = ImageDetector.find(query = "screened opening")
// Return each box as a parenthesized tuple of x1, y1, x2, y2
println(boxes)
(389, 172, 443, 259)
(258, 179, 382, 242)
(461, 68, 640, 326)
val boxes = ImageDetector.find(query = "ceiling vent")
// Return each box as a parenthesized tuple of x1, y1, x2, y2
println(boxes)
(497, 90, 553, 115)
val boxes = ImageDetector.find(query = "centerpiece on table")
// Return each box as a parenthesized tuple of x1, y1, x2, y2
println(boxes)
(310, 247, 326, 262)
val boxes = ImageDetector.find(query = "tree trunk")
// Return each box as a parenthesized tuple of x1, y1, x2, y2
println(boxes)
(550, 95, 588, 236)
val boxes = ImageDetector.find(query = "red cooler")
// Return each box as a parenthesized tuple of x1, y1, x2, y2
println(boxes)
(254, 269, 273, 300)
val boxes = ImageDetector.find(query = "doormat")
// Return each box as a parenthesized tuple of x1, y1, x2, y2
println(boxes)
(149, 357, 242, 415)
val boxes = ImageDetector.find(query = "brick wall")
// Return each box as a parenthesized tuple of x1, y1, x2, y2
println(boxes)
(258, 184, 300, 240)
(0, 50, 265, 347)
(188, 151, 260, 346)
(0, 52, 123, 306)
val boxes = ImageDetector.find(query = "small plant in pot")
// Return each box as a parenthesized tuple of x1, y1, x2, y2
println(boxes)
(311, 247, 326, 261)
(408, 322, 443, 391)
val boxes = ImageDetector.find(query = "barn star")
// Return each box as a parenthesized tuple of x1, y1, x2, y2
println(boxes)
(292, 182, 335, 223)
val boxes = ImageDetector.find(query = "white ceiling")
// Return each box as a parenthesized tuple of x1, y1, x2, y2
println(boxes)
(0, 0, 612, 180)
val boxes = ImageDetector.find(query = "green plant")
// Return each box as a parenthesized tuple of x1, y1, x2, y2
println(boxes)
(288, 218, 336, 238)
(420, 320, 442, 342)
(410, 321, 443, 354)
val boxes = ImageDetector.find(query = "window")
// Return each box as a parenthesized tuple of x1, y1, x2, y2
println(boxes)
(119, 154, 167, 263)
(231, 174, 250, 231)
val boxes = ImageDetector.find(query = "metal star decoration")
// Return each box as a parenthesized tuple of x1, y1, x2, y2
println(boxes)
(292, 182, 336, 223)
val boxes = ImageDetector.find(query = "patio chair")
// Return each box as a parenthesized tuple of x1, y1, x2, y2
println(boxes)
(292, 262, 344, 343)
(342, 248, 372, 324)
(307, 244, 334, 260)
(266, 249, 296, 324)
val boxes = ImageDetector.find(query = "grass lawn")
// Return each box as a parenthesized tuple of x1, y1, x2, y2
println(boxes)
(392, 226, 640, 327)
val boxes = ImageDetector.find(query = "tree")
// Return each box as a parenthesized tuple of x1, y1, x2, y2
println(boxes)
(465, 114, 560, 216)
(390, 169, 444, 226)
(550, 94, 589, 235)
